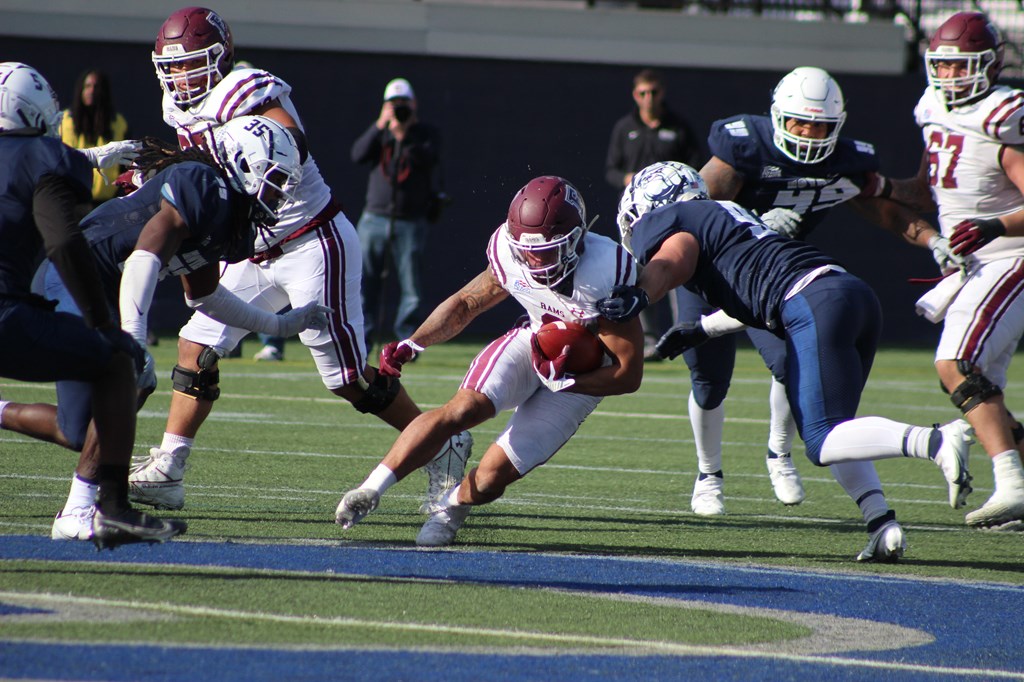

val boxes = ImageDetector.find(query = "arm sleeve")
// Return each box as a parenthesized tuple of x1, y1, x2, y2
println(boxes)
(185, 284, 282, 336)
(33, 174, 112, 329)
(119, 250, 162, 346)
(701, 309, 747, 337)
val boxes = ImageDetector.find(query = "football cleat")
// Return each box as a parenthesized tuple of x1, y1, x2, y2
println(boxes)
(691, 473, 725, 516)
(766, 454, 805, 505)
(129, 448, 188, 510)
(416, 503, 470, 547)
(335, 488, 379, 529)
(421, 431, 473, 514)
(856, 518, 906, 563)
(51, 505, 96, 541)
(91, 506, 187, 550)
(253, 345, 283, 361)
(933, 420, 974, 509)
(966, 451, 1024, 528)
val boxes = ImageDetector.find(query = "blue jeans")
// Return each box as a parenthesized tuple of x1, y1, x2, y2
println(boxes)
(356, 211, 429, 345)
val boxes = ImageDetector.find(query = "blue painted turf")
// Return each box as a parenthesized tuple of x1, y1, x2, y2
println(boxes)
(1, 535, 1022, 681)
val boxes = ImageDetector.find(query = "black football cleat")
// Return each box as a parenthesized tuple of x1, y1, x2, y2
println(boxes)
(91, 506, 187, 550)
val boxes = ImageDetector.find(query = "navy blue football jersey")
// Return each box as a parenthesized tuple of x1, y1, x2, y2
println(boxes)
(80, 161, 251, 291)
(630, 199, 839, 332)
(0, 135, 93, 296)
(707, 115, 882, 238)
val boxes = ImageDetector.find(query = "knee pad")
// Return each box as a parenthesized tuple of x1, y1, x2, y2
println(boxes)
(351, 369, 401, 414)
(171, 346, 221, 401)
(950, 370, 1002, 415)
(690, 379, 730, 411)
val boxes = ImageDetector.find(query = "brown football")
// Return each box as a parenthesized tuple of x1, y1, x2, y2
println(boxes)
(534, 320, 604, 374)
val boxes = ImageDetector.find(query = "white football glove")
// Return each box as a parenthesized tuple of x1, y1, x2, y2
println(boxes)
(760, 207, 803, 239)
(928, 234, 964, 274)
(274, 302, 333, 337)
(80, 140, 143, 170)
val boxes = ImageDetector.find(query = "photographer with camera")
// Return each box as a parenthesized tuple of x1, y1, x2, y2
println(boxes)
(351, 77, 444, 350)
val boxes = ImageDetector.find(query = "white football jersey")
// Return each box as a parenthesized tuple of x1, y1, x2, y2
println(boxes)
(487, 226, 637, 332)
(915, 85, 1024, 262)
(161, 67, 333, 252)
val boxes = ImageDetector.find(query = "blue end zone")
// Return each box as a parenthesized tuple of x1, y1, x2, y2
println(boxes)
(1, 536, 1022, 681)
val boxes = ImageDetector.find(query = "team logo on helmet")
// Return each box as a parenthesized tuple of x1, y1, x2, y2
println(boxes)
(616, 161, 707, 253)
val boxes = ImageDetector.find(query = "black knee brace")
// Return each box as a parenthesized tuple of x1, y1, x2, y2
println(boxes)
(352, 369, 400, 414)
(950, 371, 1002, 415)
(171, 346, 221, 401)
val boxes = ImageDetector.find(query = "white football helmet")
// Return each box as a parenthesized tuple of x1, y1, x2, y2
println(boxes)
(770, 66, 846, 164)
(617, 161, 708, 253)
(0, 62, 62, 138)
(212, 116, 303, 227)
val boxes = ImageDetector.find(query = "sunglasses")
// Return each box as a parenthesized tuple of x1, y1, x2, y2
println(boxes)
(635, 88, 661, 97)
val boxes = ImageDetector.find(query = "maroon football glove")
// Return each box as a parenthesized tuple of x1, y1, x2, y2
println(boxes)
(531, 334, 570, 382)
(379, 339, 423, 378)
(949, 218, 1006, 256)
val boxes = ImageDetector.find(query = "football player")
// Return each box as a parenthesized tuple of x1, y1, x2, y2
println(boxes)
(129, 7, 472, 513)
(898, 12, 1024, 528)
(2, 116, 329, 540)
(650, 67, 947, 516)
(0, 62, 184, 548)
(335, 176, 644, 547)
(600, 162, 975, 562)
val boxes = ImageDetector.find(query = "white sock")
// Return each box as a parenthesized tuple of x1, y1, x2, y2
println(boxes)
(361, 464, 397, 495)
(63, 474, 99, 513)
(992, 450, 1024, 490)
(0, 400, 9, 428)
(160, 433, 194, 458)
(767, 378, 796, 456)
(443, 484, 463, 507)
(829, 461, 889, 523)
(689, 392, 724, 474)
(819, 417, 934, 465)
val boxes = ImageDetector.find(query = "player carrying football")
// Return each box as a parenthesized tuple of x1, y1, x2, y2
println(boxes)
(335, 176, 644, 546)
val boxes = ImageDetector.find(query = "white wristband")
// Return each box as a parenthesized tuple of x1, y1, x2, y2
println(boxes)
(700, 309, 747, 338)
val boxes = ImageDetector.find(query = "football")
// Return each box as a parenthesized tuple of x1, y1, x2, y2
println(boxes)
(534, 320, 605, 374)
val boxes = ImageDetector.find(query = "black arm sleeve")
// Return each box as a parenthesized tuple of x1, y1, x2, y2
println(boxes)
(286, 126, 308, 164)
(33, 174, 112, 329)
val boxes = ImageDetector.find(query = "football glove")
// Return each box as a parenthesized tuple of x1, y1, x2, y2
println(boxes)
(949, 218, 1005, 256)
(530, 335, 576, 392)
(274, 302, 333, 337)
(80, 140, 143, 170)
(655, 321, 710, 360)
(379, 339, 425, 378)
(927, 234, 963, 274)
(760, 207, 802, 239)
(596, 284, 649, 322)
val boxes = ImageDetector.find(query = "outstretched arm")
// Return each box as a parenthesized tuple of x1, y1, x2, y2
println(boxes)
(410, 268, 509, 348)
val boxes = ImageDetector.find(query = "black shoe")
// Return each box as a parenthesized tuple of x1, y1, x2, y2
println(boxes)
(91, 506, 187, 550)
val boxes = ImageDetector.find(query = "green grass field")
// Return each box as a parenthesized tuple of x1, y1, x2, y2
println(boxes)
(1, 336, 1021, 653)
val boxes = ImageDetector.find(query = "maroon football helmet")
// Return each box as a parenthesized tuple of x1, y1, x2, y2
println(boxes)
(152, 7, 235, 108)
(925, 12, 1003, 107)
(506, 176, 588, 287)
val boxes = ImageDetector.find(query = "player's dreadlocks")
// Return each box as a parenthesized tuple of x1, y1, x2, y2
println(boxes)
(128, 137, 256, 262)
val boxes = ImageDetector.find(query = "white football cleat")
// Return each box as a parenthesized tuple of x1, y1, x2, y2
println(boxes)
(416, 503, 470, 547)
(766, 455, 805, 505)
(691, 474, 725, 516)
(128, 448, 187, 510)
(335, 488, 379, 529)
(253, 345, 283, 362)
(856, 517, 906, 563)
(966, 451, 1024, 528)
(51, 505, 96, 541)
(933, 420, 974, 509)
(421, 431, 473, 514)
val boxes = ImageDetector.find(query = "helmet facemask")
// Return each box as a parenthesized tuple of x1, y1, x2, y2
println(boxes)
(507, 224, 585, 287)
(770, 67, 846, 165)
(925, 49, 999, 107)
(153, 43, 229, 107)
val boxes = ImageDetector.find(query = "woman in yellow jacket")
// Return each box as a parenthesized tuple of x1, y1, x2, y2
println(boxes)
(60, 69, 129, 207)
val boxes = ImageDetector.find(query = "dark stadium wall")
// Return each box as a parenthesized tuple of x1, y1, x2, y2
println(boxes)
(5, 36, 953, 346)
